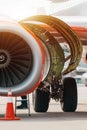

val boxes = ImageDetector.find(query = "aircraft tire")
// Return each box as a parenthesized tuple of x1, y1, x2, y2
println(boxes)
(32, 89, 50, 112)
(60, 77, 77, 112)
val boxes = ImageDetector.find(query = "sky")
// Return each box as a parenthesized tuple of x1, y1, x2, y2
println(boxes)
(0, 0, 50, 20)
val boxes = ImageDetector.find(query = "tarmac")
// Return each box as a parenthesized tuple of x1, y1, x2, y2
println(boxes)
(0, 84, 87, 130)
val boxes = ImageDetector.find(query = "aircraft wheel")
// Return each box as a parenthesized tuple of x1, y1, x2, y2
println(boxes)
(32, 89, 50, 112)
(60, 77, 77, 112)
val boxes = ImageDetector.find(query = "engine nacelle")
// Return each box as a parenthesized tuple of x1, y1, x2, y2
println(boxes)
(0, 19, 45, 96)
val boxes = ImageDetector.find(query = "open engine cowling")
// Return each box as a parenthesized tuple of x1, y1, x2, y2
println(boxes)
(0, 19, 45, 96)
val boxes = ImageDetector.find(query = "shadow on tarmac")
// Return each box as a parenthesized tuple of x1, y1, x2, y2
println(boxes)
(8, 111, 87, 121)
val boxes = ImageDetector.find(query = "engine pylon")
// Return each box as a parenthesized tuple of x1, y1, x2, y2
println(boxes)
(0, 89, 20, 120)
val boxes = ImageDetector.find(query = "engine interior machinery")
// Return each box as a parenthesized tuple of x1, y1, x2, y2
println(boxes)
(0, 15, 83, 112)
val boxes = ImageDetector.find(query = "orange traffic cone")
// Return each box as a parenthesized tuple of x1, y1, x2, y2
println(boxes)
(0, 89, 20, 120)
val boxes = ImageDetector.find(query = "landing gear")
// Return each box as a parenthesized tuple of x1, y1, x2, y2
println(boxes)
(32, 77, 77, 113)
(32, 83, 50, 112)
(60, 77, 77, 112)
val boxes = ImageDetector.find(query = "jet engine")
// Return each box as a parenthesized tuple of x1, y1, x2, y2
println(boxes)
(0, 19, 45, 96)
(0, 15, 83, 100)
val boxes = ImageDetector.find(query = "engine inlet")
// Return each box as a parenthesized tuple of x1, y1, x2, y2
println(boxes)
(0, 32, 33, 88)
